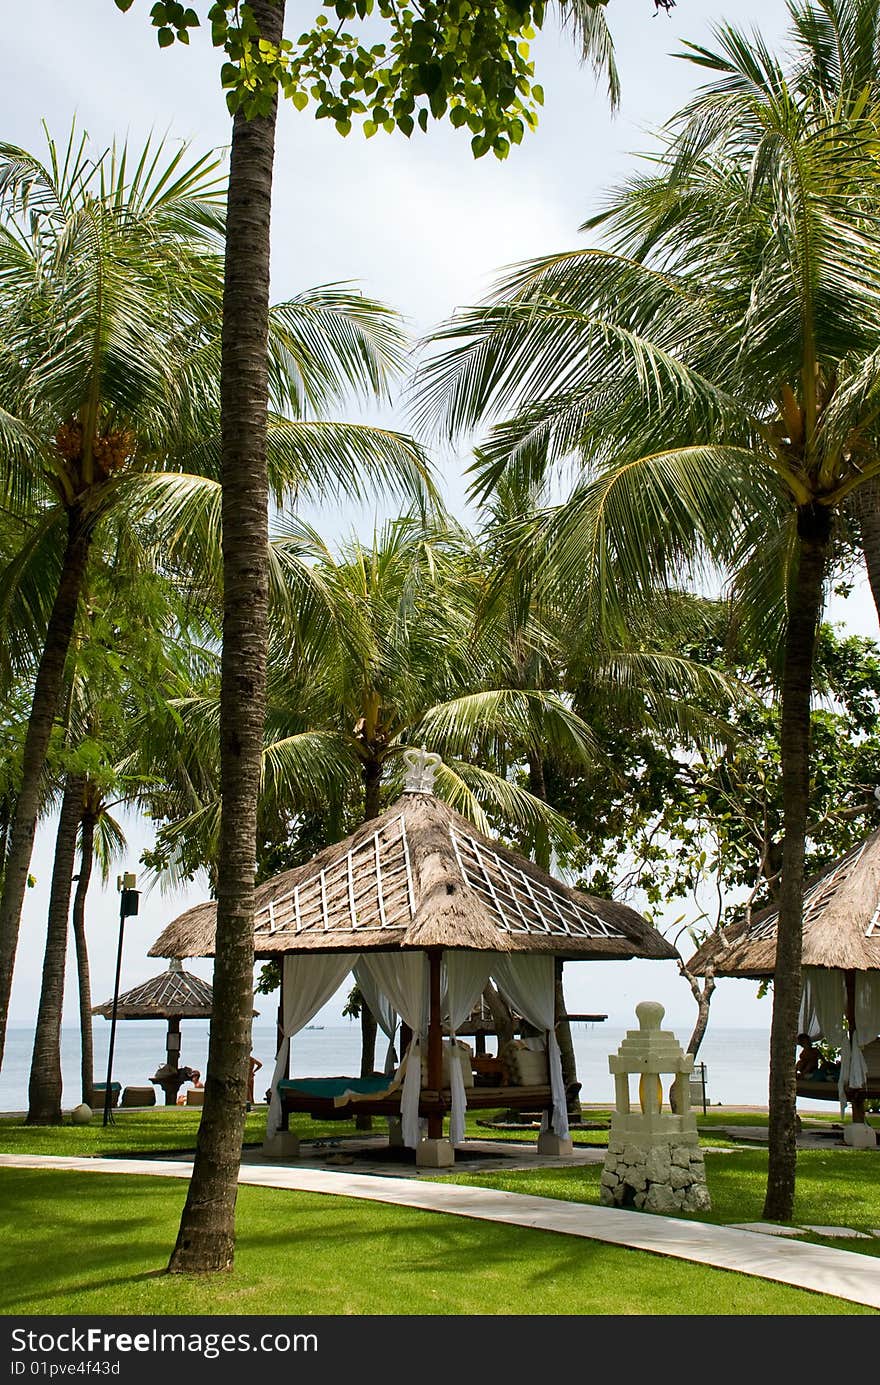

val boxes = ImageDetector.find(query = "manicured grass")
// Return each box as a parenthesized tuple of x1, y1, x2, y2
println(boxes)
(1, 1104, 856, 1159)
(0, 1108, 358, 1157)
(0, 1168, 872, 1316)
(444, 1148, 880, 1257)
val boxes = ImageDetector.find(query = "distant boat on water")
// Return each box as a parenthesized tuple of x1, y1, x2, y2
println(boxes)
(305, 1024, 324, 1030)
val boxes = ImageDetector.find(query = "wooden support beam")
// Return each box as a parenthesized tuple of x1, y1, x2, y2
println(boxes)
(845, 969, 866, 1123)
(278, 970, 290, 1133)
(427, 949, 443, 1139)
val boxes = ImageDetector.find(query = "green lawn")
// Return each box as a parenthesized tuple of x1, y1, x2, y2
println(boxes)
(2, 1104, 877, 1313)
(0, 1108, 356, 1158)
(0, 1104, 854, 1159)
(0, 1168, 873, 1316)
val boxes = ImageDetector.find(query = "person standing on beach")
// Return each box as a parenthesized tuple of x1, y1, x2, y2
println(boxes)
(247, 1055, 262, 1109)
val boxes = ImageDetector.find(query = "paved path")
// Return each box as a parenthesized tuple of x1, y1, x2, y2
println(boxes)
(3, 1153, 879, 1310)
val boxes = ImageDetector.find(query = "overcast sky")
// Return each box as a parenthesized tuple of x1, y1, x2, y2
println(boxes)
(6, 0, 879, 1037)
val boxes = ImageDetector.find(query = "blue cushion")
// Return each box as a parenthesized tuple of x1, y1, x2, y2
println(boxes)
(278, 1075, 390, 1099)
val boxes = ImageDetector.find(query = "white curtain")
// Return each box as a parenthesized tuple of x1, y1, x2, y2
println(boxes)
(491, 953, 568, 1139)
(361, 953, 429, 1148)
(442, 952, 492, 1145)
(353, 959, 399, 1074)
(800, 968, 848, 1114)
(852, 973, 880, 1090)
(265, 953, 355, 1139)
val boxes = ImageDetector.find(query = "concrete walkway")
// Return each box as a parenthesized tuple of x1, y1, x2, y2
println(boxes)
(3, 1152, 879, 1310)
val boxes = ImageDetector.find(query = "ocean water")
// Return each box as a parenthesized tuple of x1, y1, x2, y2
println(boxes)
(0, 1020, 836, 1113)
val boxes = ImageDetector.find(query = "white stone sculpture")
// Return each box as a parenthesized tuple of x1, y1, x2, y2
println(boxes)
(600, 1000, 711, 1213)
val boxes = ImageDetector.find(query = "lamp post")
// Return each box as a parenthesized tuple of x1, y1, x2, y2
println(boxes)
(102, 872, 140, 1127)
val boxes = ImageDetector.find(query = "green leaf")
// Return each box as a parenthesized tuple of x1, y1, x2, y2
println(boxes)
(335, 119, 352, 136)
(292, 90, 309, 111)
(363, 120, 378, 138)
(157, 26, 175, 47)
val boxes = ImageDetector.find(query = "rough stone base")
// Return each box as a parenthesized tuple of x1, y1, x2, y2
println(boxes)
(416, 1137, 455, 1168)
(600, 1135, 711, 1212)
(537, 1132, 574, 1156)
(261, 1131, 301, 1159)
(843, 1122, 878, 1149)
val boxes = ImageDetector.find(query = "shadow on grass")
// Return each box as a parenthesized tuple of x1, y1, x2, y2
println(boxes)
(0, 1168, 873, 1316)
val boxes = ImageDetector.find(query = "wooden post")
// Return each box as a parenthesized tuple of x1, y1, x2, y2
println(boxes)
(167, 1018, 180, 1070)
(845, 970, 866, 1124)
(427, 949, 443, 1138)
(165, 1017, 181, 1105)
(278, 966, 289, 1133)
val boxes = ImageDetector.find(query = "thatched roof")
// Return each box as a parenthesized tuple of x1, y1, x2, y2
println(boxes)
(149, 791, 674, 963)
(92, 958, 214, 1020)
(688, 828, 880, 978)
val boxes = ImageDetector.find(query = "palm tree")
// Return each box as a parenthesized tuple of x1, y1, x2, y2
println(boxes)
(415, 8, 880, 1219)
(23, 544, 190, 1124)
(0, 119, 435, 1074)
(781, 0, 880, 622)
(162, 0, 626, 1276)
(141, 514, 596, 876)
(71, 777, 127, 1108)
(25, 773, 84, 1124)
(0, 126, 227, 1062)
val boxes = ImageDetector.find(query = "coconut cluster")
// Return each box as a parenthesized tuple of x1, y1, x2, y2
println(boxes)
(54, 419, 135, 479)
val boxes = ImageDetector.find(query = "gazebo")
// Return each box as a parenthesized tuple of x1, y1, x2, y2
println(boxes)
(92, 957, 215, 1104)
(687, 828, 880, 1142)
(149, 751, 675, 1165)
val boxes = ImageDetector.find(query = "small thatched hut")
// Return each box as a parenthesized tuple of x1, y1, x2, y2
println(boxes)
(93, 958, 214, 1103)
(149, 751, 675, 1164)
(687, 829, 880, 1128)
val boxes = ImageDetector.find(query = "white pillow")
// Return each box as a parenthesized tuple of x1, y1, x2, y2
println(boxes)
(500, 1038, 548, 1085)
(420, 1038, 474, 1088)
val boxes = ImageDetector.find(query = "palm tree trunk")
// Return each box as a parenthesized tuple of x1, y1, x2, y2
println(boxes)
(482, 979, 515, 1045)
(527, 753, 550, 872)
(357, 760, 382, 1127)
(0, 506, 91, 1067)
(359, 1007, 378, 1078)
(853, 476, 880, 620)
(363, 756, 382, 822)
(763, 503, 830, 1222)
(72, 808, 96, 1105)
(26, 774, 85, 1124)
(168, 0, 285, 1274)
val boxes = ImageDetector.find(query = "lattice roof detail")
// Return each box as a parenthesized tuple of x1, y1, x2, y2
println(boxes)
(150, 792, 675, 962)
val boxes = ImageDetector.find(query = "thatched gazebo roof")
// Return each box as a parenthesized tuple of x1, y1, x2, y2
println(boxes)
(149, 789, 674, 964)
(687, 829, 880, 979)
(92, 957, 214, 1020)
